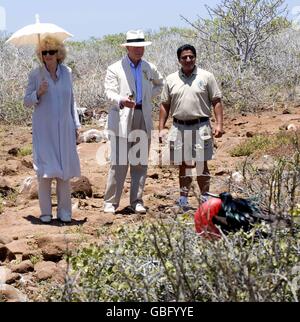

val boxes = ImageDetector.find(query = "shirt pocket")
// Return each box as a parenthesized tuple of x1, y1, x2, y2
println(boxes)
(195, 124, 212, 149)
(167, 125, 183, 151)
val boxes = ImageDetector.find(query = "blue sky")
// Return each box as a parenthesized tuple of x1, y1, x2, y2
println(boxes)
(0, 0, 299, 40)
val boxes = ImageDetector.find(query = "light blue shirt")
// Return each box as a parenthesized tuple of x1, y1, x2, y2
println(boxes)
(127, 56, 142, 104)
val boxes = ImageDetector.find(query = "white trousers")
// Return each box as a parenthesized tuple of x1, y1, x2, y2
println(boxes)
(104, 162, 148, 208)
(104, 110, 150, 208)
(38, 177, 71, 217)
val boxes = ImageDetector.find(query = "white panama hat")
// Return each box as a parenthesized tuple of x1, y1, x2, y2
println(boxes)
(121, 30, 152, 47)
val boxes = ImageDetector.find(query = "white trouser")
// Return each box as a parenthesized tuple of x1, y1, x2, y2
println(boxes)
(38, 177, 71, 217)
(104, 162, 148, 208)
(104, 110, 150, 208)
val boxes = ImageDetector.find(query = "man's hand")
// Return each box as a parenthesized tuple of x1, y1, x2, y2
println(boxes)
(159, 128, 169, 143)
(120, 96, 136, 109)
(212, 98, 224, 138)
(213, 123, 224, 138)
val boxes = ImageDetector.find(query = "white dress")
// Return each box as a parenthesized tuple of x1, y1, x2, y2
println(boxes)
(24, 64, 81, 180)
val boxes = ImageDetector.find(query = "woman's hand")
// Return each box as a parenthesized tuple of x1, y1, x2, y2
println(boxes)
(37, 80, 48, 99)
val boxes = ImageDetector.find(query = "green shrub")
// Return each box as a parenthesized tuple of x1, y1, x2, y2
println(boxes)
(18, 145, 32, 157)
(231, 135, 272, 157)
(230, 132, 297, 157)
(43, 216, 300, 302)
(0, 100, 31, 125)
(41, 141, 300, 303)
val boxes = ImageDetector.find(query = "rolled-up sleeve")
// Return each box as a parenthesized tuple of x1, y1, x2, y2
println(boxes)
(208, 73, 222, 101)
(160, 80, 171, 105)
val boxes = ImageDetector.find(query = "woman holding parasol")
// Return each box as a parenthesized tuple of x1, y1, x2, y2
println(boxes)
(22, 31, 81, 223)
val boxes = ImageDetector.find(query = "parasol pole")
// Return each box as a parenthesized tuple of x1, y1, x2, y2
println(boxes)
(35, 14, 46, 80)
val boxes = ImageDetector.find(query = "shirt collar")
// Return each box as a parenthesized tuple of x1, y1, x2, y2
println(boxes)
(56, 64, 61, 78)
(127, 55, 142, 68)
(44, 63, 61, 79)
(179, 66, 197, 78)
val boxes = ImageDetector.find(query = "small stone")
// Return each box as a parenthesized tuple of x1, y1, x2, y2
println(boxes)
(0, 244, 16, 262)
(12, 260, 34, 273)
(232, 171, 244, 183)
(246, 131, 254, 138)
(6, 273, 21, 285)
(282, 109, 291, 115)
(0, 235, 13, 245)
(287, 123, 297, 131)
(0, 284, 28, 302)
(8, 147, 20, 156)
(0, 267, 12, 284)
(34, 261, 58, 281)
(93, 193, 104, 199)
(215, 170, 228, 176)
(70, 176, 93, 198)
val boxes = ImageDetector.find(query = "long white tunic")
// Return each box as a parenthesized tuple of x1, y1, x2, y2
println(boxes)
(24, 64, 81, 180)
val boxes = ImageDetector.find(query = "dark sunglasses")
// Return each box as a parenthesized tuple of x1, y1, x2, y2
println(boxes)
(41, 50, 58, 56)
(180, 55, 195, 61)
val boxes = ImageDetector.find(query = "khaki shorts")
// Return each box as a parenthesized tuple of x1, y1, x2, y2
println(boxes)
(164, 121, 213, 165)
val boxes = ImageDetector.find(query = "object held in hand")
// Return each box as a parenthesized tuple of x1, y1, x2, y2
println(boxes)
(129, 93, 135, 101)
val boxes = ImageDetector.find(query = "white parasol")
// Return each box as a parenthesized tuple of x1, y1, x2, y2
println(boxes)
(5, 14, 73, 46)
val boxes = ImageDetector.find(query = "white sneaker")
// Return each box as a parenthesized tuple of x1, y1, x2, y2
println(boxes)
(134, 203, 146, 214)
(40, 214, 52, 223)
(103, 203, 116, 214)
(57, 211, 72, 223)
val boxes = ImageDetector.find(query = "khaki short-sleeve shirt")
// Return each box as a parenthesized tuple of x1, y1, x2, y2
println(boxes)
(161, 67, 222, 121)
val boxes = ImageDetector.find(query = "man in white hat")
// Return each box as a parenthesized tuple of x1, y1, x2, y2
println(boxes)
(103, 30, 163, 214)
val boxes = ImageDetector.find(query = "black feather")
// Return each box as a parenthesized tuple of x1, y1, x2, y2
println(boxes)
(212, 192, 263, 233)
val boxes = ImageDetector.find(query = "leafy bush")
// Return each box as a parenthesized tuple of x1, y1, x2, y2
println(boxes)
(1, 19, 300, 123)
(18, 145, 32, 157)
(230, 132, 298, 157)
(231, 135, 272, 157)
(42, 217, 300, 302)
(39, 134, 300, 302)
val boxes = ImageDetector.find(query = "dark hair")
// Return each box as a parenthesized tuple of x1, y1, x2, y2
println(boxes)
(177, 44, 197, 60)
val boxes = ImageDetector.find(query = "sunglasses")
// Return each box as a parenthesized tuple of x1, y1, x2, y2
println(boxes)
(41, 50, 58, 56)
(180, 55, 195, 61)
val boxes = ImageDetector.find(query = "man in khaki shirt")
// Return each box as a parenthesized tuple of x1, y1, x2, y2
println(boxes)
(159, 44, 224, 208)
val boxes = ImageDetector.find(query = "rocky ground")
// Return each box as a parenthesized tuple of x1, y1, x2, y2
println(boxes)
(0, 104, 299, 301)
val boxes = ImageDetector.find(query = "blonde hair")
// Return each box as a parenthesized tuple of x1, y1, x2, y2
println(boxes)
(36, 36, 67, 64)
